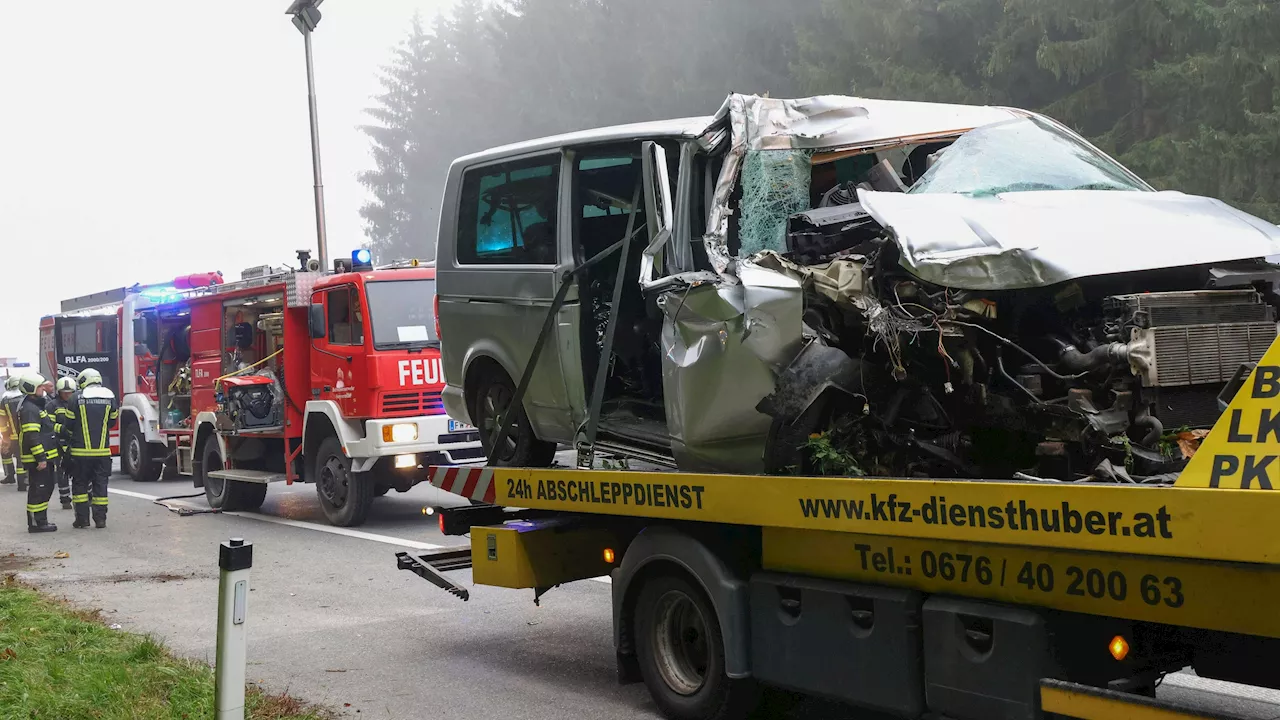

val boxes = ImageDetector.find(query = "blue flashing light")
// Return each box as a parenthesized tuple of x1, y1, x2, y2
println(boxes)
(139, 286, 181, 303)
(353, 248, 372, 267)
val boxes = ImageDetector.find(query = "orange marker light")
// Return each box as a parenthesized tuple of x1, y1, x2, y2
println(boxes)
(438, 512, 446, 534)
(603, 548, 616, 564)
(1109, 635, 1129, 661)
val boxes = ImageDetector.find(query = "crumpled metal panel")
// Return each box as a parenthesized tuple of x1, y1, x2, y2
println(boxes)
(657, 268, 803, 473)
(859, 188, 1280, 290)
(700, 93, 1018, 270)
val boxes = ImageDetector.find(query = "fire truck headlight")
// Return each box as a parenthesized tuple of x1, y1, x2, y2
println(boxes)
(383, 423, 418, 443)
(394, 454, 418, 469)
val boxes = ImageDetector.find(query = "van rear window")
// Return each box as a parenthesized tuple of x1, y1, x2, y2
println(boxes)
(458, 156, 561, 265)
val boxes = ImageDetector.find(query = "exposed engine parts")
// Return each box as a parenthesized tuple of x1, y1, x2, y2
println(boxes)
(759, 218, 1280, 482)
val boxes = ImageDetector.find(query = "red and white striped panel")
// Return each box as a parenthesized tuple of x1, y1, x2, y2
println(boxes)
(428, 465, 495, 504)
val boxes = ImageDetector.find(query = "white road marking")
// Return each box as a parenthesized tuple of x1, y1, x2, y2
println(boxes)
(220, 511, 446, 551)
(109, 488, 161, 501)
(108, 486, 612, 582)
(109, 486, 445, 550)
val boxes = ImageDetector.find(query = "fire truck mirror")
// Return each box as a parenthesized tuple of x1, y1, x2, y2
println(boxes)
(308, 304, 325, 340)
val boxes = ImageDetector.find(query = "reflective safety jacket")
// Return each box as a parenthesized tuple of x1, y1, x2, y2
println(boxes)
(46, 393, 74, 444)
(0, 389, 20, 443)
(18, 395, 58, 464)
(61, 386, 119, 457)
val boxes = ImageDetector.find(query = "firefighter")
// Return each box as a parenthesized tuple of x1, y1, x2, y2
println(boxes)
(62, 368, 118, 529)
(0, 375, 26, 491)
(16, 373, 58, 533)
(45, 377, 78, 510)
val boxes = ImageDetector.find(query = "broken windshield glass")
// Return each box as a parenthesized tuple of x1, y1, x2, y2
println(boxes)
(908, 116, 1151, 197)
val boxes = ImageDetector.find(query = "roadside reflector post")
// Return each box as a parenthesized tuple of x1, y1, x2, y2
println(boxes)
(216, 537, 253, 720)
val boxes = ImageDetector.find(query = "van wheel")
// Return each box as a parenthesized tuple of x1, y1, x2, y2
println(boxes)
(634, 574, 759, 720)
(201, 439, 266, 511)
(123, 421, 162, 482)
(314, 437, 373, 527)
(471, 370, 555, 467)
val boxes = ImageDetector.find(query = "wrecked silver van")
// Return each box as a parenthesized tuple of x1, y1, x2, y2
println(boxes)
(435, 93, 1280, 481)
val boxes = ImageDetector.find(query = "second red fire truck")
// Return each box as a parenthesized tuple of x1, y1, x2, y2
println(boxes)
(40, 250, 483, 526)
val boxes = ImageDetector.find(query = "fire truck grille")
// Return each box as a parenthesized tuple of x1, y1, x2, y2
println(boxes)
(380, 390, 446, 417)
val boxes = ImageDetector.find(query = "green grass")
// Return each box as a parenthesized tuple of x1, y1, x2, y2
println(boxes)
(0, 579, 329, 720)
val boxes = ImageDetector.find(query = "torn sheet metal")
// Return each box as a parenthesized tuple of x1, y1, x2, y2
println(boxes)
(859, 188, 1280, 290)
(657, 270, 803, 473)
(701, 94, 1018, 273)
(751, 251, 866, 310)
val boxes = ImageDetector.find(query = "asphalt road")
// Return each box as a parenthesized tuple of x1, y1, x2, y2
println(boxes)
(4, 463, 1280, 719)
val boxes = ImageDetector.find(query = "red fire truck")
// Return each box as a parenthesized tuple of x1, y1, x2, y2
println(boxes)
(41, 252, 483, 525)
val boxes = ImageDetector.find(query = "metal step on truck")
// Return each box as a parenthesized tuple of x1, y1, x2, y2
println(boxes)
(400, 351, 1280, 720)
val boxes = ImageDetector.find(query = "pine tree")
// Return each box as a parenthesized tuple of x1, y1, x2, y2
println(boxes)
(358, 14, 437, 262)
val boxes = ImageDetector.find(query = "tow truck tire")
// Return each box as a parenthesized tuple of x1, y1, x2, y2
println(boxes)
(314, 437, 373, 527)
(123, 421, 162, 482)
(634, 574, 759, 720)
(201, 439, 266, 511)
(471, 369, 556, 468)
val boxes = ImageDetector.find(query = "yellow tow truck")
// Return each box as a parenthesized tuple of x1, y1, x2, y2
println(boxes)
(399, 341, 1280, 720)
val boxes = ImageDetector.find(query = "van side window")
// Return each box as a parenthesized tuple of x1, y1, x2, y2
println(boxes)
(458, 156, 560, 265)
(327, 286, 363, 345)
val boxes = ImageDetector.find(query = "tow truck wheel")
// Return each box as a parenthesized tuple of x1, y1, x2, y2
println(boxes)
(314, 437, 372, 527)
(471, 370, 556, 468)
(201, 439, 266, 511)
(123, 421, 162, 482)
(634, 574, 758, 720)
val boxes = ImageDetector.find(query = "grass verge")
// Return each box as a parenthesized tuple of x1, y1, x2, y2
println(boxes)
(0, 578, 329, 719)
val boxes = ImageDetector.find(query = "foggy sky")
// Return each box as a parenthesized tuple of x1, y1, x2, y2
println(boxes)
(0, 1, 452, 369)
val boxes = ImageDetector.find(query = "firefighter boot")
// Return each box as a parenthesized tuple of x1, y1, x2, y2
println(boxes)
(92, 499, 107, 529)
(72, 496, 90, 529)
(16, 472, 27, 492)
(27, 510, 56, 534)
(1, 457, 13, 484)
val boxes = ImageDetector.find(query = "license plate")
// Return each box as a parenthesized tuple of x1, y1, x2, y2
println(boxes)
(448, 419, 474, 433)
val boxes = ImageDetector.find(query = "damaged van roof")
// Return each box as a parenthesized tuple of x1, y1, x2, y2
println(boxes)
(706, 93, 1022, 152)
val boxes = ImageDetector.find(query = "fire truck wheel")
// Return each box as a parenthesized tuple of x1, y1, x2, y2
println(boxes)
(201, 439, 266, 511)
(123, 421, 162, 482)
(314, 437, 373, 527)
(634, 573, 759, 720)
(471, 369, 556, 468)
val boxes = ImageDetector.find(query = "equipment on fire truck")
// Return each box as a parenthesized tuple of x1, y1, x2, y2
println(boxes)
(215, 349, 284, 432)
(221, 373, 282, 430)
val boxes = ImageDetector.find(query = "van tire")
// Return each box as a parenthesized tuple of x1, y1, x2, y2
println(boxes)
(633, 573, 759, 720)
(201, 439, 266, 511)
(471, 369, 555, 468)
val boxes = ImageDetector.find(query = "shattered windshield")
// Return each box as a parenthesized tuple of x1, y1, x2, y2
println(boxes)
(908, 116, 1151, 196)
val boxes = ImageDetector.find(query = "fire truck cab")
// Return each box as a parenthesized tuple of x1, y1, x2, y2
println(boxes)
(112, 255, 483, 526)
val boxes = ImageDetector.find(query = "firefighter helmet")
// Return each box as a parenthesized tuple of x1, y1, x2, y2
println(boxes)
(56, 377, 76, 394)
(4, 375, 17, 391)
(77, 368, 103, 389)
(19, 373, 46, 396)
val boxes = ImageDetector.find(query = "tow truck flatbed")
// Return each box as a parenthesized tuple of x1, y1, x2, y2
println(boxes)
(396, 338, 1280, 720)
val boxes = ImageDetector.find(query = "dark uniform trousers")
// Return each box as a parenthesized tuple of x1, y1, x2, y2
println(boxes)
(17, 397, 57, 527)
(73, 458, 112, 525)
